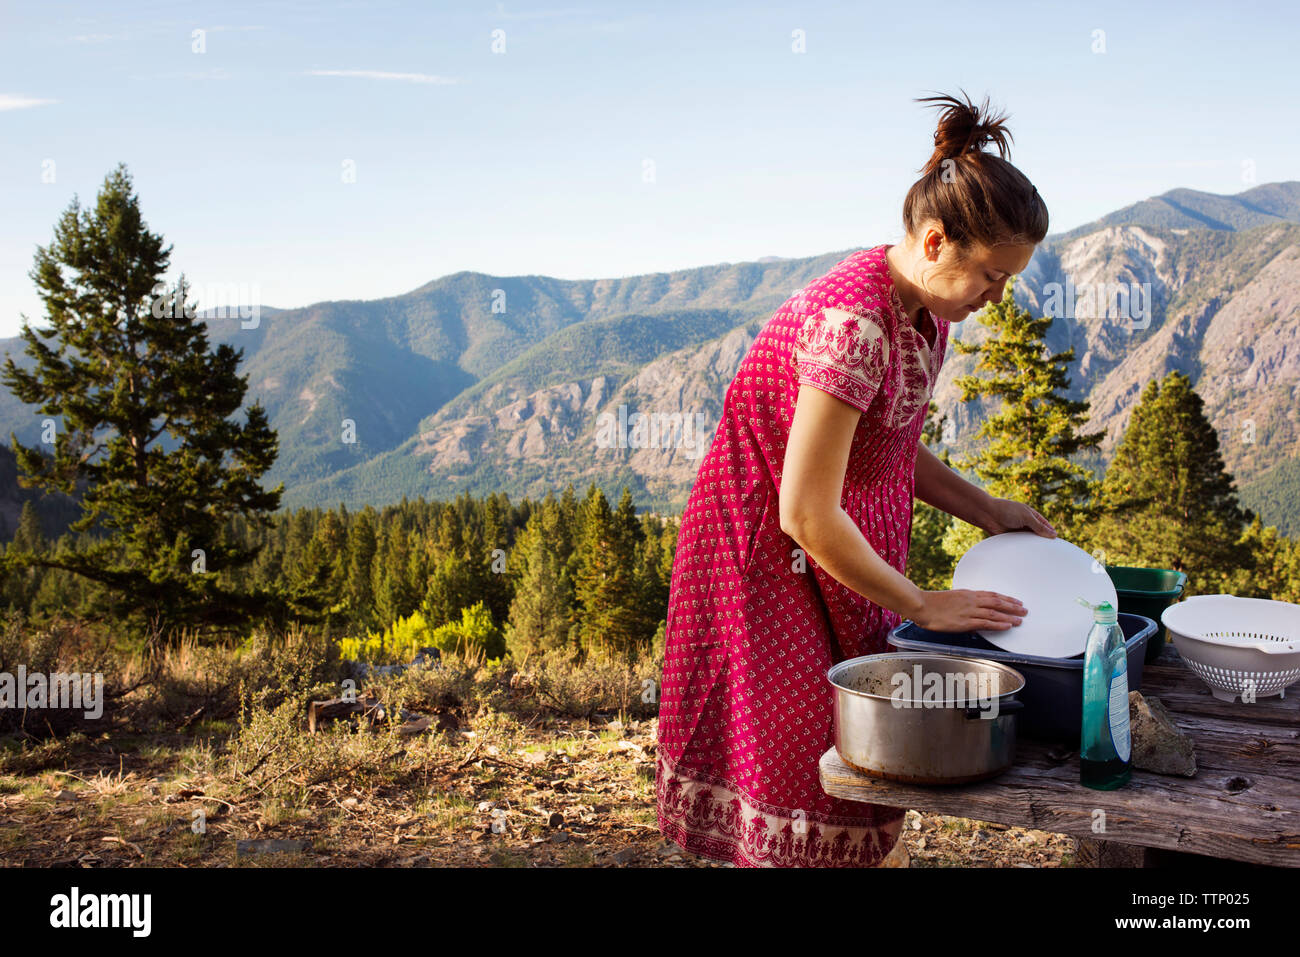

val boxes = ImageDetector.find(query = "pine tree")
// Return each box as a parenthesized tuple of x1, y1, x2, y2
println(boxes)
(0, 501, 46, 612)
(371, 522, 419, 627)
(1226, 517, 1300, 604)
(571, 485, 642, 659)
(0, 164, 290, 638)
(12, 500, 44, 554)
(505, 497, 575, 659)
(634, 514, 672, 637)
(950, 280, 1103, 541)
(479, 492, 513, 624)
(346, 508, 378, 627)
(1092, 372, 1251, 593)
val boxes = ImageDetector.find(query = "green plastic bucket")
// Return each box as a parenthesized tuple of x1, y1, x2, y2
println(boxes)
(1104, 565, 1187, 663)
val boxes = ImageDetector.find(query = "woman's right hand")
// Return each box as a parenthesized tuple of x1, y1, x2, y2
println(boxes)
(911, 589, 1026, 632)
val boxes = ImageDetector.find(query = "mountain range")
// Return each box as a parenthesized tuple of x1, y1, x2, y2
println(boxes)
(2, 181, 1298, 536)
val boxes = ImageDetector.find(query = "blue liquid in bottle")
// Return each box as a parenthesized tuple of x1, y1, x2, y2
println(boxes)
(1080, 599, 1131, 790)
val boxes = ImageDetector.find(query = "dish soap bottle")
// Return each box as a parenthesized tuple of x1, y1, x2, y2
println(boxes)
(1078, 598, 1131, 790)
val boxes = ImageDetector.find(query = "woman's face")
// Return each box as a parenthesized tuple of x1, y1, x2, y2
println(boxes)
(916, 228, 1036, 322)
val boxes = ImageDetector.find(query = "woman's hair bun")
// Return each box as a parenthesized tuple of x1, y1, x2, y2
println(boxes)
(917, 89, 1013, 177)
(902, 89, 1048, 249)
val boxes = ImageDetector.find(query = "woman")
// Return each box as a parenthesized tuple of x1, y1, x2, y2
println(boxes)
(655, 91, 1056, 868)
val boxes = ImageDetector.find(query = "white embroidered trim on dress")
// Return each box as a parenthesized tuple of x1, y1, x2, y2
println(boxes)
(655, 750, 903, 868)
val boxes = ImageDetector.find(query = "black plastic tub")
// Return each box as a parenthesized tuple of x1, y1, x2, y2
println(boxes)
(886, 613, 1156, 742)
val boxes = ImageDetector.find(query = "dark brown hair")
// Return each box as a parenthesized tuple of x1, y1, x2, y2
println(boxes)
(902, 90, 1048, 253)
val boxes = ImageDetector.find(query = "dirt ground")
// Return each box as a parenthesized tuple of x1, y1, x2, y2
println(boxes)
(0, 715, 1076, 868)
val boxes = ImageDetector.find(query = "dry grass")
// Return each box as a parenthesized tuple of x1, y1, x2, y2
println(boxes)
(0, 619, 1076, 868)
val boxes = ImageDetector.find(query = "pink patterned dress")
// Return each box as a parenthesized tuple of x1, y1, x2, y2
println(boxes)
(656, 243, 950, 867)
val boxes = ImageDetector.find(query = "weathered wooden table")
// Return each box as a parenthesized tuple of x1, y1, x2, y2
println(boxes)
(819, 642, 1300, 867)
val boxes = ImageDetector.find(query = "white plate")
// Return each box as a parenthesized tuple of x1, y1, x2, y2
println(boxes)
(950, 531, 1117, 658)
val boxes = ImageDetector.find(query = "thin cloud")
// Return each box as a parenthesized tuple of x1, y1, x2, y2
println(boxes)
(305, 69, 459, 84)
(131, 68, 233, 81)
(493, 4, 586, 19)
(0, 94, 59, 111)
(70, 33, 118, 43)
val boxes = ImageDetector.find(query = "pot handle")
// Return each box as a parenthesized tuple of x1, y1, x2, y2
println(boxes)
(963, 699, 1024, 719)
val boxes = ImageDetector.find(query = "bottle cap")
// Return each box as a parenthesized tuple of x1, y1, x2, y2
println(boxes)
(1075, 596, 1118, 624)
(1092, 600, 1117, 624)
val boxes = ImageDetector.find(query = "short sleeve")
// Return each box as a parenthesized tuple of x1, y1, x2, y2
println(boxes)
(793, 305, 891, 414)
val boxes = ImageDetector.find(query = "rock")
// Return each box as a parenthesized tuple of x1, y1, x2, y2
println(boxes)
(412, 646, 441, 667)
(1129, 692, 1197, 777)
(308, 696, 383, 733)
(549, 831, 569, 844)
(398, 716, 432, 736)
(53, 790, 77, 802)
(349, 662, 407, 681)
(341, 797, 359, 808)
(611, 847, 639, 865)
(235, 839, 308, 857)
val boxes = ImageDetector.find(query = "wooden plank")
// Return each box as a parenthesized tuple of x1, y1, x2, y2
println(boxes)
(817, 632, 1300, 866)
(1137, 684, 1300, 727)
(1140, 650, 1300, 725)
(819, 748, 1300, 867)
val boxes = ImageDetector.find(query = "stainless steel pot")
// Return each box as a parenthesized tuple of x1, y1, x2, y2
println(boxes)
(827, 653, 1026, 784)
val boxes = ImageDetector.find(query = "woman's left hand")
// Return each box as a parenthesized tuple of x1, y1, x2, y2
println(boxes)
(981, 496, 1057, 538)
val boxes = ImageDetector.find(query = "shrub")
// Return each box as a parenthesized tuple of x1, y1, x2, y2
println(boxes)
(339, 602, 505, 665)
(428, 602, 505, 661)
(338, 610, 433, 664)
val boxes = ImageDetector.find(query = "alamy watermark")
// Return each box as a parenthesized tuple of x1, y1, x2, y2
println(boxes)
(49, 886, 150, 937)
(595, 405, 710, 460)
(890, 665, 1004, 717)
(0, 668, 104, 719)
(1042, 279, 1152, 330)
(150, 280, 262, 329)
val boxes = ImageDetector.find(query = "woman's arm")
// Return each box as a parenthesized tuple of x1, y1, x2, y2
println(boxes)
(914, 441, 996, 528)
(779, 385, 1025, 631)
(915, 440, 1056, 537)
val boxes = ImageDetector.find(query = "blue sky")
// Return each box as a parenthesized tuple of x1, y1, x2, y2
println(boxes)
(1, 0, 1297, 338)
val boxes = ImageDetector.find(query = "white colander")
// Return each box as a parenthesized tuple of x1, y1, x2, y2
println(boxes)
(1161, 595, 1300, 703)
